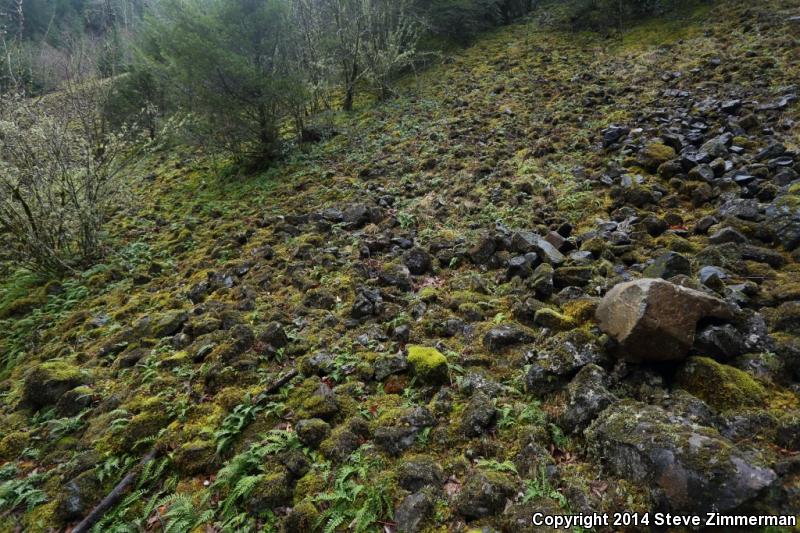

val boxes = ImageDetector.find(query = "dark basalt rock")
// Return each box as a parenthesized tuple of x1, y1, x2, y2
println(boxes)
(483, 324, 532, 353)
(587, 400, 776, 514)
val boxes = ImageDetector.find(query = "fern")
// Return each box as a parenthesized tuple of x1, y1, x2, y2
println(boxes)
(137, 456, 170, 489)
(0, 274, 90, 379)
(0, 472, 47, 512)
(523, 464, 566, 509)
(159, 493, 215, 533)
(315, 446, 392, 533)
(214, 396, 264, 454)
(219, 474, 264, 518)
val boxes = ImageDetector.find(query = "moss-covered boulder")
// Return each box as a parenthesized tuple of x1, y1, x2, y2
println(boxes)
(299, 383, 339, 420)
(374, 406, 434, 455)
(150, 310, 189, 338)
(246, 470, 294, 514)
(586, 400, 776, 513)
(295, 418, 331, 448)
(407, 345, 448, 385)
(397, 455, 444, 491)
(638, 141, 676, 172)
(282, 500, 320, 532)
(55, 470, 104, 523)
(21, 360, 89, 411)
(533, 308, 575, 330)
(455, 469, 517, 520)
(674, 356, 767, 411)
(0, 430, 30, 461)
(173, 439, 216, 476)
(319, 425, 360, 462)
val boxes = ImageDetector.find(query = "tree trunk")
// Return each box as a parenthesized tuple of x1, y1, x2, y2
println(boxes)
(343, 60, 358, 111)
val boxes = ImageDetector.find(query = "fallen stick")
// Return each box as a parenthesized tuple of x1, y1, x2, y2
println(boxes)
(254, 368, 299, 404)
(72, 446, 160, 533)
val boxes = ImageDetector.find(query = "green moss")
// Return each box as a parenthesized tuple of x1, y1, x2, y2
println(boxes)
(639, 142, 676, 171)
(418, 287, 439, 302)
(173, 439, 216, 476)
(294, 471, 328, 503)
(533, 308, 575, 330)
(407, 345, 449, 385)
(675, 357, 767, 411)
(0, 288, 48, 319)
(283, 499, 320, 532)
(22, 360, 88, 410)
(299, 392, 339, 420)
(21, 501, 58, 532)
(0, 430, 30, 460)
(562, 299, 598, 323)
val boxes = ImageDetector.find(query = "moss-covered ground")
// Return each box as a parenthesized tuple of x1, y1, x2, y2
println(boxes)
(2, 1, 800, 531)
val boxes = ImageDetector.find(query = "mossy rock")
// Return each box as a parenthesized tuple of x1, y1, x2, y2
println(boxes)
(295, 418, 331, 448)
(150, 310, 189, 338)
(455, 469, 517, 519)
(21, 360, 89, 411)
(115, 411, 171, 453)
(407, 345, 449, 385)
(0, 288, 48, 319)
(173, 439, 216, 476)
(246, 470, 294, 514)
(638, 142, 677, 172)
(562, 298, 598, 323)
(533, 308, 575, 330)
(299, 386, 339, 420)
(675, 356, 767, 411)
(294, 471, 328, 504)
(21, 501, 58, 533)
(55, 469, 104, 523)
(319, 425, 360, 462)
(282, 499, 320, 532)
(0, 430, 30, 461)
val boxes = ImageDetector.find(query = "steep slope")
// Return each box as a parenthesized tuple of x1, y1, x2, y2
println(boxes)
(1, 1, 800, 531)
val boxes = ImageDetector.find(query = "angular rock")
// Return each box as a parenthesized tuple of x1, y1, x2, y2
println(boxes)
(553, 265, 593, 288)
(404, 247, 433, 275)
(455, 470, 516, 519)
(596, 279, 734, 362)
(642, 252, 691, 279)
(395, 492, 433, 533)
(510, 231, 565, 265)
(709, 227, 747, 245)
(351, 287, 383, 318)
(398, 456, 444, 491)
(483, 325, 532, 353)
(461, 391, 496, 437)
(529, 263, 555, 298)
(561, 364, 616, 433)
(587, 400, 776, 513)
(693, 324, 747, 361)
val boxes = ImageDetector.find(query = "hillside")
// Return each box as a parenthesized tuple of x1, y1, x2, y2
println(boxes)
(2, 1, 800, 531)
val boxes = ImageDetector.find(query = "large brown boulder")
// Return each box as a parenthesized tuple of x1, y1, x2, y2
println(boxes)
(596, 278, 733, 362)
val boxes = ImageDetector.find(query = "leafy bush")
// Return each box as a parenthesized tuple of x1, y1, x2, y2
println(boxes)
(0, 85, 147, 275)
(556, 0, 699, 32)
(422, 0, 535, 45)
